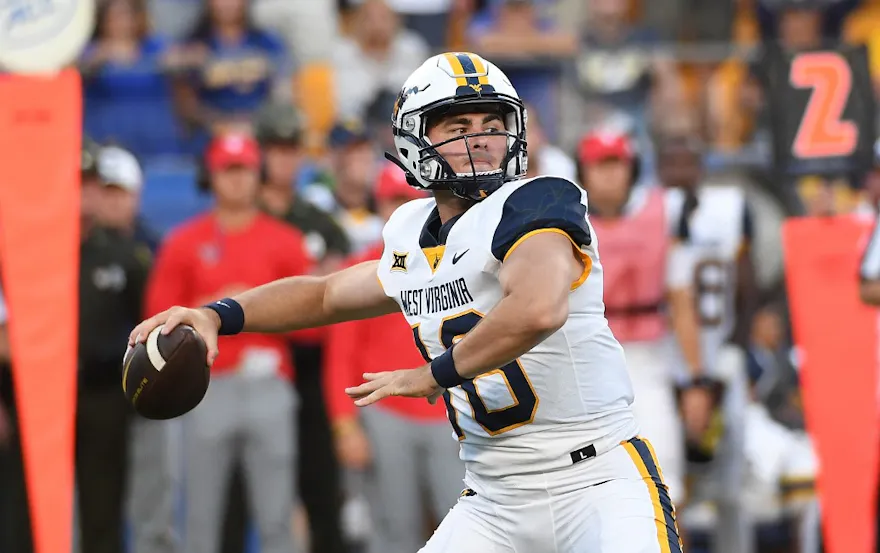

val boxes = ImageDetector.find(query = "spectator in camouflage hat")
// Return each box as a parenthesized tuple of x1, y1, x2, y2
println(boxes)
(301, 119, 384, 256)
(255, 101, 351, 271)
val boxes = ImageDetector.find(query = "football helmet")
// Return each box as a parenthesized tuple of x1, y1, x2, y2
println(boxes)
(387, 52, 528, 201)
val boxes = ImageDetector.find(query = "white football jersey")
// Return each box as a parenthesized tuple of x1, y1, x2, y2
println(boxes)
(665, 186, 751, 370)
(377, 176, 639, 481)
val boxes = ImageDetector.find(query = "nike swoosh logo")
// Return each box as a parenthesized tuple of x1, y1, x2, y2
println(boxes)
(452, 250, 469, 264)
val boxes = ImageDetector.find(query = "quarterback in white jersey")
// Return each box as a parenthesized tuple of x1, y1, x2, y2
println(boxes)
(130, 52, 682, 553)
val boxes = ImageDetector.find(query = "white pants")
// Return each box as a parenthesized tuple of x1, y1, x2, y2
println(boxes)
(419, 437, 682, 553)
(625, 340, 686, 504)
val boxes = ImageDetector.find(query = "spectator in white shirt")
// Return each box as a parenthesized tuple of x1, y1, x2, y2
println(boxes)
(332, 0, 429, 122)
(346, 0, 452, 49)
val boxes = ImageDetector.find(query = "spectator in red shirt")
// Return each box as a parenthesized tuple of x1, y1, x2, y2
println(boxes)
(146, 132, 311, 553)
(324, 163, 464, 553)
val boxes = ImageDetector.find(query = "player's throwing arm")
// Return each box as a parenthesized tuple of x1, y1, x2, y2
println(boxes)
(129, 231, 583, 405)
(128, 260, 398, 362)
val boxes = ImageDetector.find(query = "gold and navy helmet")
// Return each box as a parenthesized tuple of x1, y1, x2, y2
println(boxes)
(388, 52, 527, 201)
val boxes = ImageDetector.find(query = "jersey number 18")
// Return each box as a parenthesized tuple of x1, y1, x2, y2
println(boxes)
(413, 310, 539, 440)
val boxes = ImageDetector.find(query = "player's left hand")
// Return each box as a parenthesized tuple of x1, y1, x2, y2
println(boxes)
(345, 364, 442, 407)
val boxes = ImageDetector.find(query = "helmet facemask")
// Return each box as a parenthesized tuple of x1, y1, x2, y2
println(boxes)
(391, 96, 528, 201)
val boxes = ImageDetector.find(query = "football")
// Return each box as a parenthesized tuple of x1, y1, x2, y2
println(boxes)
(122, 324, 210, 420)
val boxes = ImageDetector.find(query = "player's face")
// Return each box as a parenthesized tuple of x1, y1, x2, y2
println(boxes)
(583, 158, 632, 212)
(589, 0, 627, 22)
(81, 174, 102, 221)
(263, 144, 302, 186)
(797, 179, 838, 216)
(209, 0, 246, 25)
(779, 8, 822, 51)
(752, 309, 783, 349)
(103, 0, 139, 40)
(99, 185, 139, 230)
(657, 146, 701, 190)
(336, 143, 376, 189)
(427, 112, 508, 175)
(358, 0, 398, 42)
(211, 166, 260, 208)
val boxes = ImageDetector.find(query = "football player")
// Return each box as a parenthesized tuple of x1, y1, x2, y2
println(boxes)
(575, 128, 712, 510)
(131, 52, 684, 553)
(658, 130, 758, 553)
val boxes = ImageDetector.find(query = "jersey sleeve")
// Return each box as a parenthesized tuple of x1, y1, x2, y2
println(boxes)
(664, 189, 696, 290)
(376, 216, 400, 298)
(663, 187, 686, 240)
(666, 241, 696, 290)
(491, 177, 591, 261)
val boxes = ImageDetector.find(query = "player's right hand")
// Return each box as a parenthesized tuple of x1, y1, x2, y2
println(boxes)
(128, 306, 221, 367)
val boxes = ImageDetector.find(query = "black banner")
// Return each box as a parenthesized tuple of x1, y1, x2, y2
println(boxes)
(764, 44, 876, 177)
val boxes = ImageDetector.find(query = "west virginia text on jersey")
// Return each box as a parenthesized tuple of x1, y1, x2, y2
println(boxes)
(399, 278, 475, 316)
(377, 176, 639, 483)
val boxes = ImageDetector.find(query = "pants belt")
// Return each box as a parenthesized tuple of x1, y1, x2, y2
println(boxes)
(459, 444, 598, 498)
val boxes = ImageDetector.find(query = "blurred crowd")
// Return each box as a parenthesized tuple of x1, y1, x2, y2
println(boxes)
(3, 0, 880, 552)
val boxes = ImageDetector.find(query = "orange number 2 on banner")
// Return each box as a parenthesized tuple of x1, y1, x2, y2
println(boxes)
(789, 51, 858, 159)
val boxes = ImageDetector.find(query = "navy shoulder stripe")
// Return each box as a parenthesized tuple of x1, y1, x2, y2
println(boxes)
(491, 177, 590, 261)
